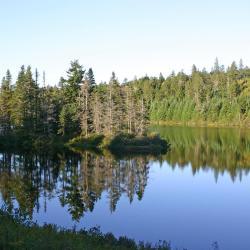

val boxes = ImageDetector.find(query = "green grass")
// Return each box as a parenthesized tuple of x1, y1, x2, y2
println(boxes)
(66, 134, 105, 150)
(0, 209, 171, 250)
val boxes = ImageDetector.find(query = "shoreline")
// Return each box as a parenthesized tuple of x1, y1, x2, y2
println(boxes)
(150, 120, 250, 129)
(0, 209, 171, 250)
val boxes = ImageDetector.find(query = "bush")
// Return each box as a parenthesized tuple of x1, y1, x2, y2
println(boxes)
(0, 208, 172, 250)
(108, 133, 170, 155)
(67, 134, 105, 149)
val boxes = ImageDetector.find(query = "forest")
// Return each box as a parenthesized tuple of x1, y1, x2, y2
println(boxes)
(0, 61, 148, 145)
(0, 58, 250, 144)
(149, 59, 250, 125)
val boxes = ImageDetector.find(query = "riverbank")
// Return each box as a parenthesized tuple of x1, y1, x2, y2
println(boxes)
(0, 209, 171, 250)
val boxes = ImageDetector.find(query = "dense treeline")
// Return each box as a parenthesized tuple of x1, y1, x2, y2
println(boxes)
(0, 61, 148, 139)
(148, 59, 250, 125)
(1, 58, 250, 140)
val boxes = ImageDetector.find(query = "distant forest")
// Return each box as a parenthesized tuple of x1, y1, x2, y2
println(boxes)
(150, 59, 250, 125)
(0, 58, 250, 138)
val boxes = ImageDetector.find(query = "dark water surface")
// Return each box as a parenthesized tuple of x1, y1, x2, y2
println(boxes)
(1, 126, 250, 250)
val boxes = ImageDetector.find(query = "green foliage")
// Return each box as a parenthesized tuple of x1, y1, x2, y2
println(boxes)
(11, 66, 39, 132)
(107, 133, 169, 155)
(0, 209, 171, 250)
(137, 59, 250, 126)
(67, 134, 104, 149)
(151, 125, 250, 181)
(61, 60, 85, 103)
(67, 133, 169, 156)
(59, 60, 85, 136)
(0, 70, 12, 135)
(1, 59, 250, 146)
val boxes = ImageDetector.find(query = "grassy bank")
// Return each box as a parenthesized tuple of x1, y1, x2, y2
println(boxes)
(67, 133, 170, 155)
(66, 134, 105, 150)
(0, 209, 171, 250)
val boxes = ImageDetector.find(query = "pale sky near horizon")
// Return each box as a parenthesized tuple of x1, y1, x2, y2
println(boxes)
(0, 0, 250, 85)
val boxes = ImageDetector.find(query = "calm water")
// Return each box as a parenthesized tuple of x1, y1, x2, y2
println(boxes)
(1, 126, 250, 250)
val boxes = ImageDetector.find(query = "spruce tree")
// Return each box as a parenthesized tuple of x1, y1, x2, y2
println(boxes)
(0, 70, 13, 134)
(59, 60, 85, 135)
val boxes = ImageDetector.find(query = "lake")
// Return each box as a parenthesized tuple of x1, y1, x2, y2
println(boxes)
(1, 126, 250, 250)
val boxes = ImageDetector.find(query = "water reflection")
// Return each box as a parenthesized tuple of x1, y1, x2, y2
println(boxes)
(0, 150, 155, 221)
(1, 126, 250, 221)
(153, 126, 250, 181)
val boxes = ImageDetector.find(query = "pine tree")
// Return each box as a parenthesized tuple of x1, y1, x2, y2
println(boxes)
(24, 66, 39, 132)
(137, 97, 148, 135)
(78, 69, 97, 136)
(40, 86, 60, 135)
(86, 68, 96, 91)
(0, 70, 13, 134)
(92, 88, 103, 134)
(106, 72, 122, 135)
(124, 84, 134, 134)
(59, 60, 85, 135)
(79, 78, 91, 137)
(11, 66, 39, 133)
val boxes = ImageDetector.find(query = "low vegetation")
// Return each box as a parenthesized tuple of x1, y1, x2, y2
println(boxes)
(66, 133, 170, 155)
(66, 134, 105, 150)
(0, 209, 171, 250)
(107, 133, 169, 155)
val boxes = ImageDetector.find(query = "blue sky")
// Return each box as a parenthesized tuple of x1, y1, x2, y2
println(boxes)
(0, 0, 250, 84)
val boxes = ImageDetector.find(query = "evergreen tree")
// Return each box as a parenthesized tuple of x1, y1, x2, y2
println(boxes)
(11, 66, 39, 133)
(78, 78, 92, 137)
(86, 68, 96, 91)
(92, 86, 104, 134)
(59, 60, 85, 136)
(0, 70, 13, 134)
(213, 57, 220, 73)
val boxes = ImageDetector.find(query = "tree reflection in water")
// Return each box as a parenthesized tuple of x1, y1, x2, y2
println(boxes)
(153, 126, 250, 181)
(1, 126, 250, 221)
(0, 150, 152, 221)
